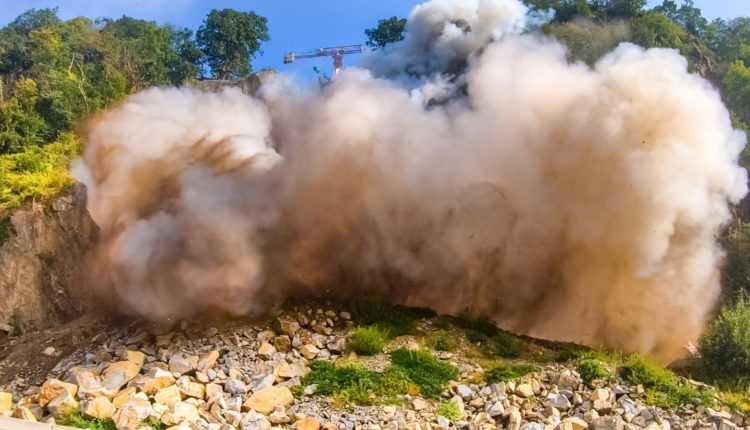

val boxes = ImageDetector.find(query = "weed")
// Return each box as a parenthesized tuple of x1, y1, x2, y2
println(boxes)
(620, 355, 714, 409)
(61, 414, 117, 430)
(578, 359, 610, 384)
(435, 401, 462, 421)
(484, 363, 538, 382)
(146, 417, 165, 430)
(390, 349, 459, 397)
(488, 332, 522, 358)
(351, 326, 389, 355)
(722, 391, 750, 414)
(300, 360, 378, 396)
(351, 299, 415, 336)
(454, 311, 500, 337)
(428, 330, 456, 351)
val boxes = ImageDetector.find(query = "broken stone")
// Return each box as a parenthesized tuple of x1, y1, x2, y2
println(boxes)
(69, 368, 111, 399)
(273, 336, 292, 352)
(561, 417, 589, 430)
(12, 406, 38, 422)
(268, 406, 290, 425)
(197, 351, 220, 373)
(515, 384, 534, 398)
(178, 376, 205, 399)
(413, 398, 428, 411)
(243, 386, 294, 415)
(487, 401, 504, 417)
(457, 384, 473, 401)
(241, 410, 272, 430)
(258, 343, 276, 360)
(81, 397, 116, 419)
(103, 361, 142, 392)
(169, 353, 198, 374)
(225, 378, 247, 396)
(39, 379, 78, 407)
(0, 392, 11, 415)
(273, 317, 301, 337)
(300, 344, 320, 359)
(141, 368, 177, 395)
(296, 416, 321, 430)
(47, 390, 80, 419)
(591, 388, 611, 402)
(155, 385, 182, 407)
(592, 416, 624, 430)
(124, 350, 146, 367)
(162, 401, 200, 426)
(508, 407, 522, 430)
(113, 386, 137, 409)
(547, 393, 572, 410)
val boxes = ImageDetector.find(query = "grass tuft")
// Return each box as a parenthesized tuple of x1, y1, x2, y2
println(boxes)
(390, 349, 459, 397)
(351, 326, 389, 355)
(428, 330, 457, 351)
(578, 359, 610, 384)
(620, 355, 714, 409)
(351, 299, 416, 336)
(435, 401, 462, 421)
(61, 414, 117, 430)
(484, 363, 538, 382)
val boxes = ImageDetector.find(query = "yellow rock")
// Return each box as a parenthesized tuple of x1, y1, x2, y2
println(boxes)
(154, 385, 182, 407)
(103, 361, 142, 392)
(295, 416, 321, 430)
(274, 362, 295, 380)
(12, 406, 38, 422)
(0, 392, 11, 415)
(197, 351, 220, 373)
(46, 390, 79, 419)
(81, 397, 116, 419)
(124, 350, 146, 368)
(161, 402, 199, 426)
(39, 379, 78, 407)
(113, 386, 138, 409)
(141, 368, 176, 395)
(242, 386, 293, 415)
(177, 378, 205, 399)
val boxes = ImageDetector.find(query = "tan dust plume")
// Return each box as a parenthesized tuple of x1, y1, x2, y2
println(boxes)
(74, 0, 747, 359)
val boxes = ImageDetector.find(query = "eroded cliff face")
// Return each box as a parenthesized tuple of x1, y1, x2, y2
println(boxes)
(0, 183, 97, 334)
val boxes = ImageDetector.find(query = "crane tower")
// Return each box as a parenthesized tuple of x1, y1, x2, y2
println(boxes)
(283, 45, 364, 77)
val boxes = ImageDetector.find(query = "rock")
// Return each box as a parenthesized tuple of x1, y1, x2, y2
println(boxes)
(547, 393, 572, 410)
(243, 386, 294, 415)
(457, 384, 473, 401)
(718, 420, 738, 430)
(70, 368, 111, 399)
(515, 384, 534, 398)
(274, 317, 301, 337)
(592, 416, 624, 430)
(274, 361, 295, 380)
(487, 401, 504, 417)
(593, 399, 613, 414)
(103, 361, 142, 392)
(520, 423, 544, 430)
(268, 406, 291, 425)
(413, 398, 428, 411)
(141, 368, 177, 395)
(12, 406, 38, 422)
(296, 416, 321, 430)
(327, 338, 347, 353)
(161, 402, 200, 426)
(47, 390, 80, 419)
(258, 343, 276, 360)
(557, 371, 582, 391)
(0, 392, 11, 415)
(450, 395, 465, 417)
(114, 398, 152, 430)
(508, 408, 522, 430)
(273, 336, 292, 353)
(300, 344, 320, 360)
(561, 417, 589, 430)
(169, 353, 198, 374)
(81, 397, 116, 419)
(225, 379, 248, 396)
(197, 351, 220, 373)
(112, 386, 137, 409)
(241, 411, 272, 430)
(124, 350, 146, 367)
(39, 379, 78, 407)
(340, 311, 351, 320)
(177, 376, 205, 399)
(155, 385, 182, 407)
(591, 388, 611, 402)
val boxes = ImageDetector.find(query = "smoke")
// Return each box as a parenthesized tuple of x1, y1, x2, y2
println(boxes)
(74, 0, 748, 359)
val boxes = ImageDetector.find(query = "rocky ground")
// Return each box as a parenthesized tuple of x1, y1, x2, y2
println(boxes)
(0, 302, 746, 430)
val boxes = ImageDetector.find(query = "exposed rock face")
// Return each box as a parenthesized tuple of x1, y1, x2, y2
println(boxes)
(0, 183, 97, 333)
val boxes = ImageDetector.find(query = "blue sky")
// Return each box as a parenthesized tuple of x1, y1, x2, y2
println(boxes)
(0, 0, 747, 81)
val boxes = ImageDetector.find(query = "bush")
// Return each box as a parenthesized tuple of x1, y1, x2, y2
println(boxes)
(488, 332, 522, 358)
(700, 296, 750, 388)
(484, 363, 537, 383)
(390, 349, 459, 397)
(351, 299, 416, 336)
(429, 330, 456, 351)
(578, 359, 610, 384)
(435, 401, 462, 421)
(62, 414, 117, 430)
(620, 355, 713, 409)
(351, 326, 389, 355)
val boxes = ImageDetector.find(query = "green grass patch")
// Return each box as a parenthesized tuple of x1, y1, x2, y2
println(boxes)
(0, 216, 15, 247)
(350, 299, 416, 336)
(428, 330, 457, 351)
(351, 326, 389, 355)
(390, 349, 459, 397)
(700, 295, 750, 389)
(435, 401, 462, 421)
(484, 363, 538, 383)
(620, 355, 713, 409)
(454, 312, 500, 337)
(146, 417, 166, 430)
(578, 359, 610, 384)
(61, 414, 117, 430)
(722, 391, 750, 414)
(453, 312, 522, 358)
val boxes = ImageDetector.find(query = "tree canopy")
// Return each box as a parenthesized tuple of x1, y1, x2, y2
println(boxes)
(365, 16, 407, 49)
(196, 9, 269, 79)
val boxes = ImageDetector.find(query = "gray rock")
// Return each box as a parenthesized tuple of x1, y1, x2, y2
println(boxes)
(457, 384, 473, 401)
(241, 411, 271, 430)
(225, 378, 248, 395)
(547, 393, 572, 410)
(593, 416, 625, 430)
(487, 401, 504, 417)
(520, 423, 545, 430)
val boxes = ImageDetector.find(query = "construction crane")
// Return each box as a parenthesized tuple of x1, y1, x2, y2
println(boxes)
(283, 45, 364, 78)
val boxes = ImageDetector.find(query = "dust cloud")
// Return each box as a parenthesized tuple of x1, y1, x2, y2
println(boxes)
(73, 0, 748, 359)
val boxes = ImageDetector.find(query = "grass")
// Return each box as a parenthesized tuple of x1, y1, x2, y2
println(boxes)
(390, 349, 458, 397)
(350, 299, 416, 336)
(351, 326, 389, 355)
(700, 295, 750, 390)
(435, 401, 462, 421)
(0, 133, 78, 212)
(722, 391, 750, 414)
(428, 330, 457, 351)
(578, 359, 610, 384)
(620, 355, 714, 409)
(0, 216, 15, 247)
(146, 417, 166, 430)
(61, 414, 117, 430)
(453, 312, 522, 358)
(484, 363, 538, 383)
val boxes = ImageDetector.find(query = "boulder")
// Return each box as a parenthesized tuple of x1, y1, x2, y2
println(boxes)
(0, 392, 11, 415)
(243, 386, 294, 415)
(47, 390, 79, 419)
(273, 317, 301, 337)
(241, 411, 272, 430)
(296, 416, 321, 430)
(81, 397, 116, 419)
(39, 379, 78, 407)
(155, 385, 182, 407)
(169, 353, 198, 374)
(103, 361, 142, 392)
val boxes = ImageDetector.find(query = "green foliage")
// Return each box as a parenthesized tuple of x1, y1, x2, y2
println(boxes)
(350, 299, 416, 336)
(544, 20, 631, 65)
(351, 326, 389, 355)
(700, 295, 750, 389)
(631, 11, 688, 52)
(390, 349, 459, 397)
(592, 0, 647, 19)
(197, 9, 269, 79)
(454, 312, 522, 358)
(724, 61, 750, 128)
(484, 363, 538, 383)
(578, 359, 610, 383)
(429, 330, 457, 351)
(620, 355, 713, 409)
(365, 17, 407, 49)
(0, 216, 15, 246)
(487, 332, 523, 358)
(61, 413, 117, 430)
(146, 417, 166, 430)
(653, 0, 707, 36)
(435, 401, 462, 421)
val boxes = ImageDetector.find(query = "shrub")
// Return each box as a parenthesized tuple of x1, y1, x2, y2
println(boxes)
(300, 360, 378, 396)
(62, 414, 117, 430)
(578, 359, 610, 384)
(429, 330, 456, 351)
(351, 299, 416, 336)
(435, 401, 462, 421)
(620, 355, 713, 409)
(484, 363, 537, 383)
(488, 332, 522, 358)
(0, 217, 15, 247)
(454, 311, 500, 337)
(390, 349, 459, 397)
(700, 295, 750, 388)
(351, 326, 389, 355)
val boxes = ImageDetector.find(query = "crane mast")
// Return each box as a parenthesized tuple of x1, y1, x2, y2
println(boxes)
(283, 45, 364, 77)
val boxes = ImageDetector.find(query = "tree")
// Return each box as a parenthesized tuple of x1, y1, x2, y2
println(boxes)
(523, 0, 593, 23)
(196, 9, 269, 79)
(724, 61, 750, 127)
(631, 10, 687, 51)
(365, 17, 407, 49)
(592, 0, 647, 19)
(654, 0, 707, 36)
